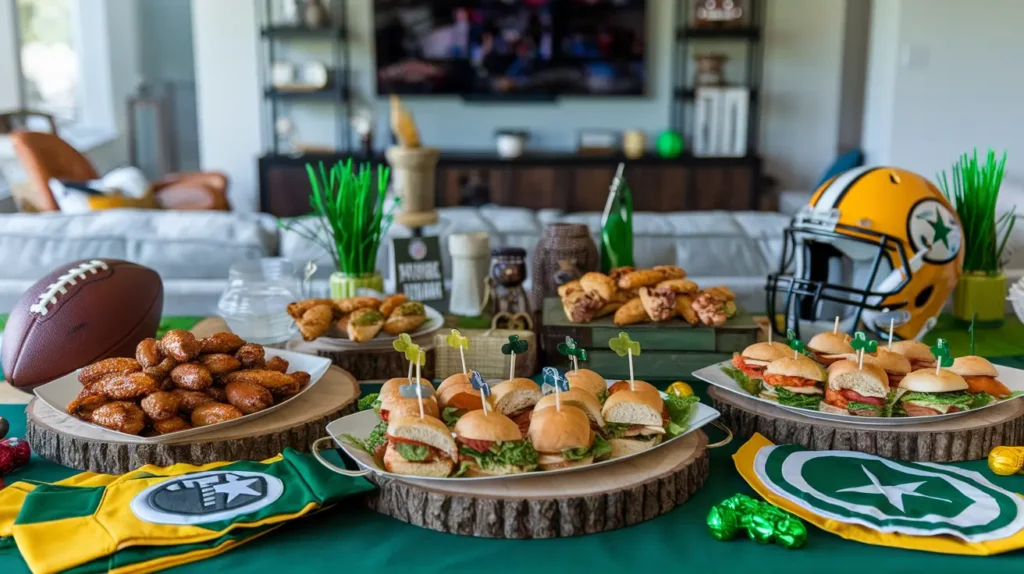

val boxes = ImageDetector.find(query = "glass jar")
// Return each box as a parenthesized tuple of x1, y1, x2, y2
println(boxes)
(217, 258, 301, 345)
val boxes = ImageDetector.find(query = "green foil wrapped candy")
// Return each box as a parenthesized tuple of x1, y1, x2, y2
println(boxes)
(707, 494, 807, 549)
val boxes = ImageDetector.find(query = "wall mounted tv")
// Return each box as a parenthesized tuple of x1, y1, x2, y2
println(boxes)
(374, 0, 647, 98)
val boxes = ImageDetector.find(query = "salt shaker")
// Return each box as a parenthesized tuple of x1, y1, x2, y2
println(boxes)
(448, 233, 491, 316)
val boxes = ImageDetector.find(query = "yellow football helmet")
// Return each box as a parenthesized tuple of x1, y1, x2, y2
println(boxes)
(767, 167, 964, 341)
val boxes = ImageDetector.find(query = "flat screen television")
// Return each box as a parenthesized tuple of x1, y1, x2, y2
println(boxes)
(374, 0, 647, 97)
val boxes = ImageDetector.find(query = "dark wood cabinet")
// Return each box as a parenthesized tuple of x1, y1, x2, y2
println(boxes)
(259, 152, 763, 217)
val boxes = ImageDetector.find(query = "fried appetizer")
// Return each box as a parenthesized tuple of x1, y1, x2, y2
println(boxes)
(161, 330, 202, 362)
(286, 298, 334, 319)
(675, 294, 698, 324)
(135, 338, 164, 368)
(191, 403, 244, 427)
(692, 291, 729, 326)
(607, 266, 635, 283)
(143, 357, 178, 383)
(383, 302, 427, 335)
(226, 381, 274, 414)
(91, 401, 146, 435)
(336, 296, 382, 314)
(348, 308, 386, 342)
(613, 297, 649, 326)
(264, 356, 289, 373)
(153, 416, 192, 435)
(200, 332, 246, 354)
(296, 303, 335, 341)
(656, 278, 699, 295)
(639, 286, 677, 322)
(67, 388, 108, 419)
(557, 279, 582, 298)
(580, 272, 616, 302)
(78, 358, 142, 386)
(170, 363, 213, 391)
(379, 293, 408, 317)
(616, 268, 665, 290)
(235, 343, 265, 369)
(224, 369, 301, 396)
(198, 353, 242, 376)
(652, 265, 686, 281)
(140, 391, 181, 421)
(205, 386, 229, 403)
(91, 372, 160, 400)
(172, 390, 217, 413)
(562, 290, 604, 323)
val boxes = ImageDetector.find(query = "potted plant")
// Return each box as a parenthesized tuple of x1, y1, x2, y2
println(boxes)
(938, 149, 1015, 324)
(280, 160, 398, 298)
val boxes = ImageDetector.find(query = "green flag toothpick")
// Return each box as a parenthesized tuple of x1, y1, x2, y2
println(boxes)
(850, 331, 878, 369)
(557, 336, 588, 373)
(969, 313, 977, 357)
(931, 338, 953, 374)
(786, 329, 805, 360)
(446, 329, 470, 374)
(501, 335, 529, 380)
(608, 332, 641, 389)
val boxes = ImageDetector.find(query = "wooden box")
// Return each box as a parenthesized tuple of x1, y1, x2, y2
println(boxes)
(540, 298, 759, 381)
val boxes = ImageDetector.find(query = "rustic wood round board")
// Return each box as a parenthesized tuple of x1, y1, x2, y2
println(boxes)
(709, 386, 1024, 462)
(365, 431, 709, 538)
(26, 317, 360, 473)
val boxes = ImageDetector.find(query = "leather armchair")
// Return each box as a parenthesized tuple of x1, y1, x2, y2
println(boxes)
(9, 132, 230, 212)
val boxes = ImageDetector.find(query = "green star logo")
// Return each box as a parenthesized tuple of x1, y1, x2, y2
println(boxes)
(924, 206, 954, 249)
(909, 199, 961, 264)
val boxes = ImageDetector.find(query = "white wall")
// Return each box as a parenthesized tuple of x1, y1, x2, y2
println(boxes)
(0, 0, 19, 110)
(759, 0, 849, 190)
(862, 0, 1024, 183)
(192, 0, 855, 209)
(191, 0, 262, 211)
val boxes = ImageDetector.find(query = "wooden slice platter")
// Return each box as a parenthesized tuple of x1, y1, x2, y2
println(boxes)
(25, 317, 360, 474)
(365, 431, 709, 538)
(709, 386, 1024, 462)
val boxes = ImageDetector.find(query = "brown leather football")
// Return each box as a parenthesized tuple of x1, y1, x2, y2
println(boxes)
(1, 259, 163, 391)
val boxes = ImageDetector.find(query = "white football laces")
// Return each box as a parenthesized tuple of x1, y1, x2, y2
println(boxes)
(29, 260, 110, 316)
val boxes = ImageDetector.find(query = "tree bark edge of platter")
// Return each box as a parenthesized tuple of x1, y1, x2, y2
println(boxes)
(709, 386, 1024, 462)
(364, 432, 710, 538)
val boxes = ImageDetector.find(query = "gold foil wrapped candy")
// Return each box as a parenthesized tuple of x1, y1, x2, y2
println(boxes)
(988, 446, 1024, 476)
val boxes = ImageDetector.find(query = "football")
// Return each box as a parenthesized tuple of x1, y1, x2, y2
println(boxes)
(1, 259, 163, 391)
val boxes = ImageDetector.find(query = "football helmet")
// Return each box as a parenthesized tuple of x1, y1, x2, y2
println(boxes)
(766, 166, 963, 341)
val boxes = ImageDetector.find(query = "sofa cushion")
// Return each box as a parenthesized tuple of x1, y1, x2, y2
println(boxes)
(0, 210, 277, 280)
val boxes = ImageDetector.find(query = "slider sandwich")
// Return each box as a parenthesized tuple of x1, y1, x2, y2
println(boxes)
(761, 356, 826, 408)
(895, 368, 972, 417)
(806, 332, 855, 366)
(607, 379, 660, 399)
(872, 348, 911, 388)
(535, 388, 605, 434)
(528, 405, 610, 470)
(490, 378, 543, 435)
(949, 355, 1012, 399)
(435, 372, 482, 425)
(383, 415, 459, 478)
(566, 368, 610, 403)
(453, 410, 538, 476)
(889, 340, 937, 371)
(600, 390, 667, 458)
(730, 341, 791, 390)
(377, 378, 439, 422)
(820, 360, 890, 417)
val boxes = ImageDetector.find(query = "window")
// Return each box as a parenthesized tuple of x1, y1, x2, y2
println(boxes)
(17, 0, 80, 122)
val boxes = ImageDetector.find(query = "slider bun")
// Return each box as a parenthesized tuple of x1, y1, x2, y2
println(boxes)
(890, 340, 935, 362)
(611, 379, 661, 398)
(607, 436, 660, 458)
(742, 341, 791, 362)
(536, 388, 605, 427)
(872, 348, 911, 375)
(949, 356, 999, 377)
(436, 372, 471, 395)
(436, 379, 482, 411)
(381, 395, 440, 420)
(383, 445, 454, 477)
(453, 409, 523, 442)
(899, 369, 969, 393)
(461, 461, 536, 477)
(386, 415, 458, 461)
(490, 378, 542, 416)
(765, 356, 826, 382)
(380, 377, 435, 403)
(826, 360, 888, 398)
(565, 369, 608, 398)
(807, 332, 854, 355)
(601, 390, 664, 426)
(528, 405, 592, 453)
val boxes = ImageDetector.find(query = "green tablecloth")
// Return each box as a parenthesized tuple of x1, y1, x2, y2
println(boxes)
(7, 363, 1024, 573)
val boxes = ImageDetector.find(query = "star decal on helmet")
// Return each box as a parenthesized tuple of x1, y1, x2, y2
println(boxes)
(908, 199, 962, 264)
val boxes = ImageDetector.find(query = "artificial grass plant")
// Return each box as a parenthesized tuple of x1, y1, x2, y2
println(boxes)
(937, 149, 1014, 275)
(278, 160, 398, 275)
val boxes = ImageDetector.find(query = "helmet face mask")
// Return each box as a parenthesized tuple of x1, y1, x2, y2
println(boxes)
(767, 222, 910, 340)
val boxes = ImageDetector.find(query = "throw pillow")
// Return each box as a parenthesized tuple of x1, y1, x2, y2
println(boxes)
(49, 166, 154, 213)
(816, 149, 864, 188)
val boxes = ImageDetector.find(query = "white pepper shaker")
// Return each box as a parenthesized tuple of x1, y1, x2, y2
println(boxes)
(448, 232, 491, 317)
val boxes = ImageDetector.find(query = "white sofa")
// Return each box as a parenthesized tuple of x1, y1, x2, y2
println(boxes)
(0, 207, 804, 316)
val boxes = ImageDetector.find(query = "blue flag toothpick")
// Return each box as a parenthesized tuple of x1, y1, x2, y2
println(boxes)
(542, 367, 568, 411)
(399, 380, 432, 419)
(469, 370, 491, 414)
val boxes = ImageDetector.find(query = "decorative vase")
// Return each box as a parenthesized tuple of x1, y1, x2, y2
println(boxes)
(601, 164, 634, 272)
(303, 0, 330, 28)
(385, 146, 441, 229)
(330, 271, 384, 299)
(622, 130, 645, 159)
(657, 130, 684, 158)
(530, 223, 599, 309)
(448, 232, 491, 317)
(952, 272, 1006, 325)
